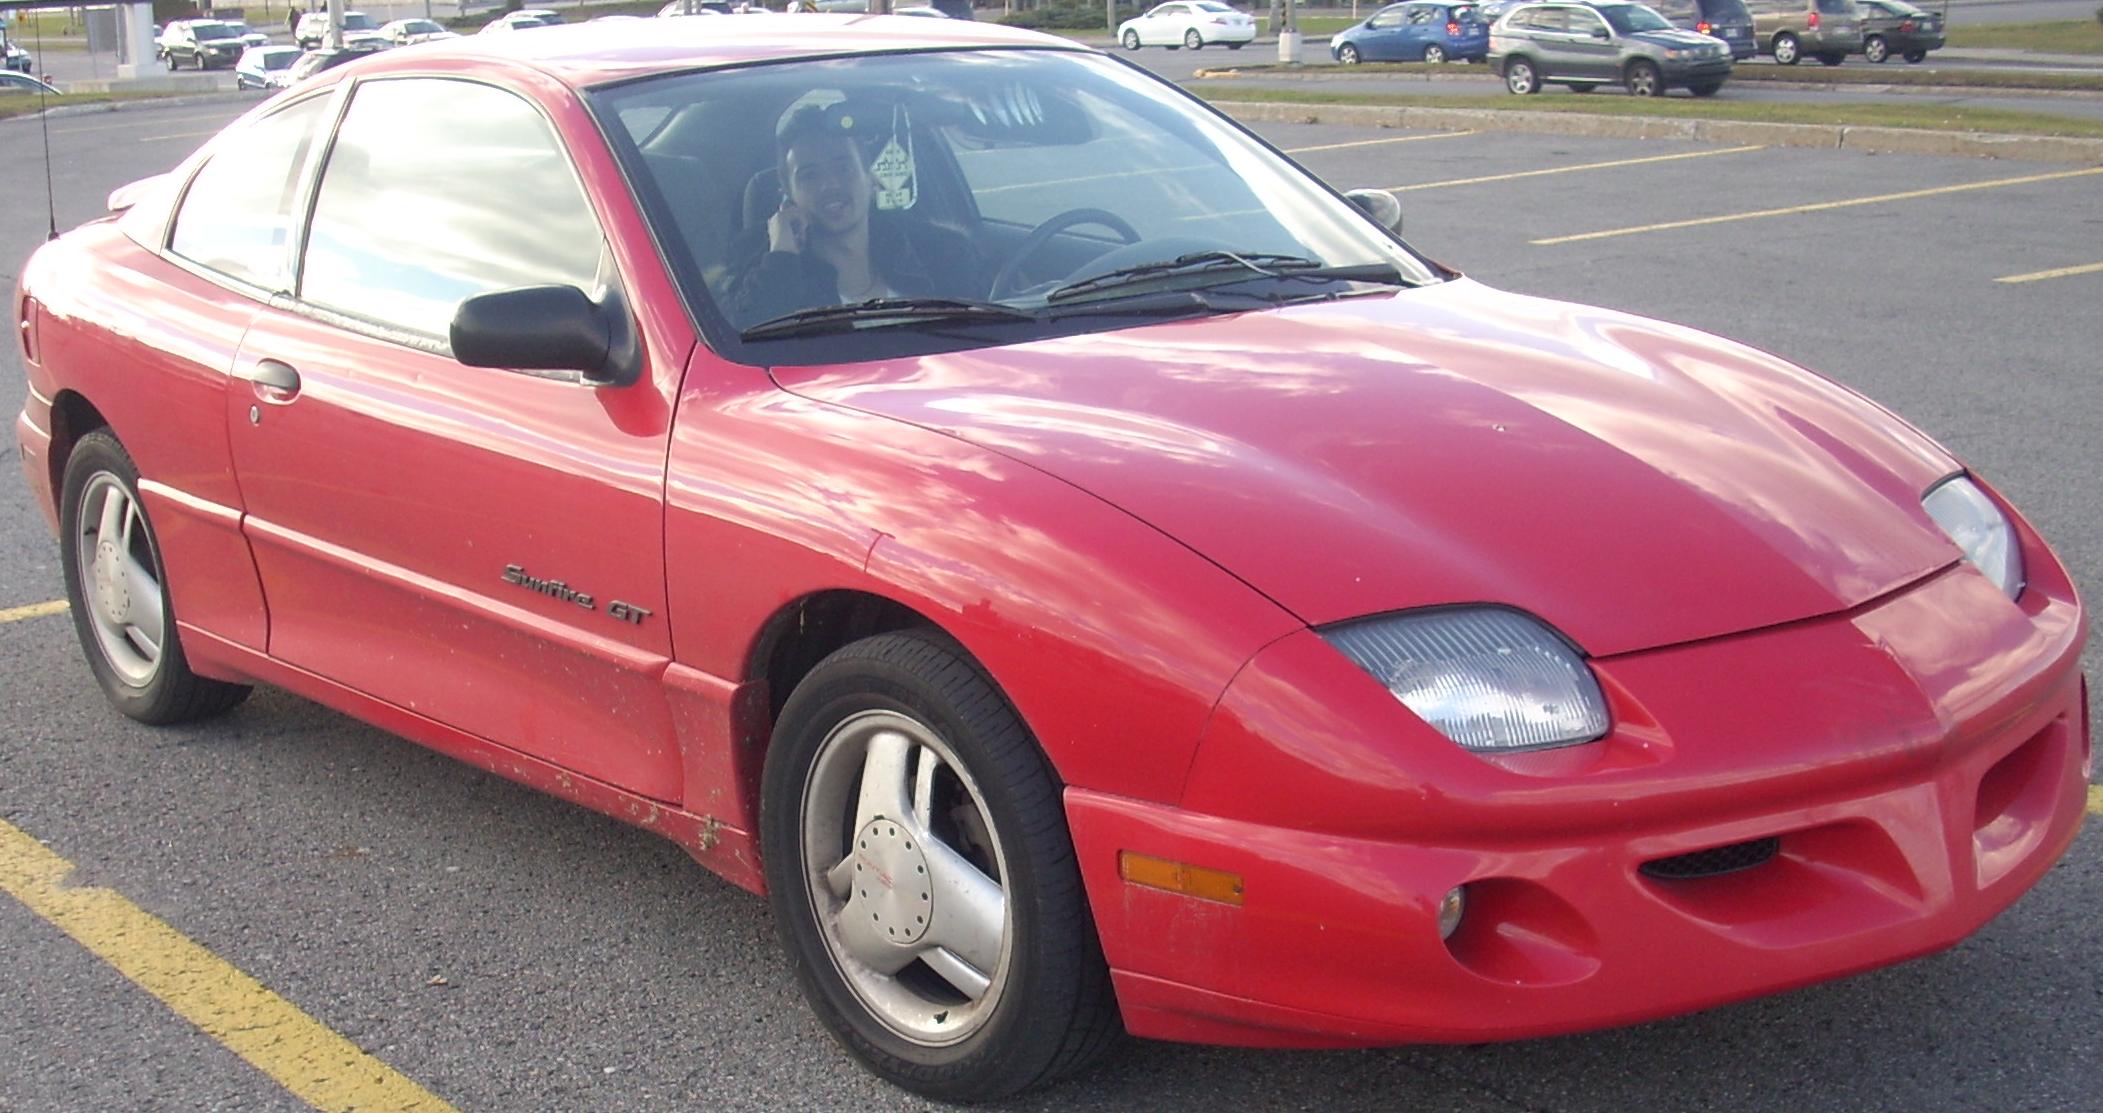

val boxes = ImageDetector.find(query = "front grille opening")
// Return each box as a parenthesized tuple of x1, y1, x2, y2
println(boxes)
(1640, 837, 1781, 881)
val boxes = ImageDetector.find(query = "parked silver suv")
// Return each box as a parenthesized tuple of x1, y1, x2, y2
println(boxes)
(1490, 1, 1733, 97)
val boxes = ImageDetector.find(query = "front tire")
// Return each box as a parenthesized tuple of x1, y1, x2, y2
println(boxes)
(1864, 34, 1889, 62)
(1423, 43, 1447, 63)
(1122, 29, 1140, 50)
(1626, 59, 1662, 96)
(761, 631, 1119, 1101)
(59, 431, 251, 725)
(1772, 32, 1800, 64)
(1504, 56, 1539, 94)
(1338, 43, 1361, 64)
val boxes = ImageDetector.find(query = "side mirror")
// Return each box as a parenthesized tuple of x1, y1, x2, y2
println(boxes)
(1591, 26, 1611, 38)
(450, 285, 640, 387)
(1345, 188, 1404, 234)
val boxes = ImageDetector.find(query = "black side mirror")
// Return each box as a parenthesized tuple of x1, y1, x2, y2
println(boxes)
(450, 285, 640, 387)
(1591, 26, 1611, 38)
(1345, 188, 1404, 233)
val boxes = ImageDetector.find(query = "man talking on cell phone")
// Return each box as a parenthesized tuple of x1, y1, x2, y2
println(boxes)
(729, 101, 979, 328)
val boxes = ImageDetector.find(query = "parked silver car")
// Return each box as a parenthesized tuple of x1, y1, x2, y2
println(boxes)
(1491, 1, 1733, 96)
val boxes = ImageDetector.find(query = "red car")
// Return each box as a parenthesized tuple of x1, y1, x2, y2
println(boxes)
(12, 16, 2090, 1102)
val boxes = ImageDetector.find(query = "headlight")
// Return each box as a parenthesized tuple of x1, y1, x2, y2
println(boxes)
(1923, 475, 2024, 599)
(1323, 608, 1609, 753)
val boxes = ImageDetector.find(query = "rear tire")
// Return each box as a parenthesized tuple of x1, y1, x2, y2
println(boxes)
(1864, 34, 1889, 62)
(1185, 28, 1203, 49)
(1625, 59, 1662, 96)
(59, 431, 251, 725)
(1504, 56, 1539, 94)
(1772, 32, 1800, 64)
(1423, 43, 1447, 63)
(762, 631, 1120, 1101)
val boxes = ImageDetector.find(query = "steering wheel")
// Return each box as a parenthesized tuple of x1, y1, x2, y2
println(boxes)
(989, 208, 1143, 300)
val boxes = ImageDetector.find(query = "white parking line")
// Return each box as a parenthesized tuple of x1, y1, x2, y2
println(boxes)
(1996, 261, 2103, 285)
(1391, 145, 1763, 192)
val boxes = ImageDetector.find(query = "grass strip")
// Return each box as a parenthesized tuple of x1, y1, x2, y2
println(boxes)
(1942, 20, 2103, 56)
(1202, 60, 2103, 91)
(0, 89, 210, 122)
(1194, 83, 2103, 138)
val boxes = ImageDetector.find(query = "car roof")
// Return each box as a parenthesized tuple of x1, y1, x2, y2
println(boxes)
(324, 14, 1067, 89)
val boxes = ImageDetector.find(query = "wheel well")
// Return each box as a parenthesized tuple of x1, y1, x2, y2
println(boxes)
(47, 390, 110, 499)
(749, 590, 936, 723)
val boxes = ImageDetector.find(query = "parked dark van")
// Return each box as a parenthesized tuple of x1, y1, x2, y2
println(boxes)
(1648, 0, 1756, 59)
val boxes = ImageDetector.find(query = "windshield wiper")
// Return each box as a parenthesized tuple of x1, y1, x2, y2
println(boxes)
(741, 297, 1040, 341)
(1047, 252, 1409, 304)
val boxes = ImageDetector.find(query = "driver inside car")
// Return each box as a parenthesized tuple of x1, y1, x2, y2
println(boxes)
(728, 101, 981, 327)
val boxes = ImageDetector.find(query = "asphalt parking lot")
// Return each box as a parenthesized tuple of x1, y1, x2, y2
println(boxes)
(2, 98, 2099, 1112)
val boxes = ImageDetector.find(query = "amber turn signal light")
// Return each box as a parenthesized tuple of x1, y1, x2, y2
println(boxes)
(1119, 852, 1244, 906)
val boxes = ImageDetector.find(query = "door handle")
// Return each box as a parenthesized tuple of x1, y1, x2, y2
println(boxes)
(238, 358, 302, 401)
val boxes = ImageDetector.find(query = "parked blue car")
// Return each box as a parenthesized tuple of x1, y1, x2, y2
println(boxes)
(1332, 1, 1490, 64)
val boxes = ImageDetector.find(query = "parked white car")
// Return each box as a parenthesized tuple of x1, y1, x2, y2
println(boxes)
(1117, 0, 1257, 50)
(234, 43, 302, 89)
(379, 18, 460, 45)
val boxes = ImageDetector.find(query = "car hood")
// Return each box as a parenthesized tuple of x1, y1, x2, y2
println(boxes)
(771, 279, 1961, 656)
(1630, 29, 1726, 48)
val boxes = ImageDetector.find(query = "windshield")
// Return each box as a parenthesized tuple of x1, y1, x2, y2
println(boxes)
(404, 20, 444, 33)
(593, 49, 1437, 361)
(1601, 5, 1674, 32)
(1813, 0, 1854, 12)
(190, 22, 239, 40)
(262, 49, 298, 69)
(1195, 2, 1237, 10)
(1710, 0, 1751, 19)
(343, 13, 379, 29)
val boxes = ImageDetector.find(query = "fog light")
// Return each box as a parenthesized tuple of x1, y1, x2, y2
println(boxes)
(1438, 886, 1467, 939)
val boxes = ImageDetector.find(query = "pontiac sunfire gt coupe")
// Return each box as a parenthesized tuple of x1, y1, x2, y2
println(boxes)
(12, 14, 2090, 1102)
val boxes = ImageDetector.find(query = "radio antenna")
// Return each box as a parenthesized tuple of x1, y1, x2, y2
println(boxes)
(31, 11, 57, 240)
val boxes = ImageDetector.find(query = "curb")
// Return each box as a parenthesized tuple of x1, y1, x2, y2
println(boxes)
(1194, 66, 2103, 99)
(3, 89, 258, 122)
(1208, 100, 2103, 164)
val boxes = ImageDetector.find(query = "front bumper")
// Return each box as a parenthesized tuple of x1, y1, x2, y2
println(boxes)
(1071, 542, 2088, 1047)
(1662, 57, 1734, 84)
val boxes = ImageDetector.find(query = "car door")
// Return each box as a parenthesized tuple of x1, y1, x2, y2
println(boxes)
(1561, 5, 1620, 78)
(224, 75, 688, 802)
(1143, 3, 1183, 44)
(1401, 4, 1441, 57)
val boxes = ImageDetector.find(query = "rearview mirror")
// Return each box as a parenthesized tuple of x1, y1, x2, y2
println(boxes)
(450, 285, 640, 387)
(1345, 188, 1404, 233)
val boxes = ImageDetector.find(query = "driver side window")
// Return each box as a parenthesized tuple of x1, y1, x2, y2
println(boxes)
(1368, 8, 1404, 28)
(1568, 8, 1606, 33)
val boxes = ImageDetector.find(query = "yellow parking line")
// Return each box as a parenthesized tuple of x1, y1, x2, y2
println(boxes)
(1284, 131, 1477, 154)
(1391, 145, 1763, 192)
(2089, 784, 2102, 817)
(0, 819, 459, 1113)
(1533, 166, 2103, 245)
(1996, 261, 2103, 285)
(0, 599, 69, 624)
